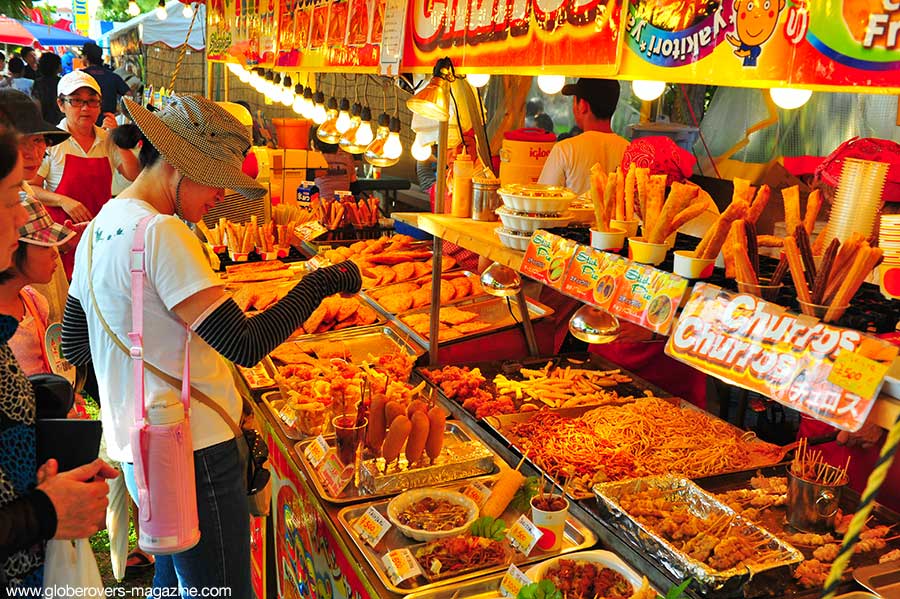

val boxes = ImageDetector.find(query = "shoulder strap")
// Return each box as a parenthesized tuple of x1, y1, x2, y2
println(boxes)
(86, 220, 242, 438)
(19, 288, 49, 370)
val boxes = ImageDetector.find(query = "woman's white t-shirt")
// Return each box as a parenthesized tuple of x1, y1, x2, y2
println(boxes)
(69, 198, 239, 463)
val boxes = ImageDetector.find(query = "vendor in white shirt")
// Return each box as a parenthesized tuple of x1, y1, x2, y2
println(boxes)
(538, 78, 629, 195)
(30, 70, 140, 278)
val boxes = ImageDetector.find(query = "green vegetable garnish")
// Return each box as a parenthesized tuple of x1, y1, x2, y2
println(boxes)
(510, 476, 541, 513)
(468, 516, 507, 541)
(660, 578, 692, 599)
(517, 579, 562, 599)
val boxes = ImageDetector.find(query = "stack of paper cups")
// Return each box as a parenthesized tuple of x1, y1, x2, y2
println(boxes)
(821, 158, 888, 248)
(879, 214, 900, 299)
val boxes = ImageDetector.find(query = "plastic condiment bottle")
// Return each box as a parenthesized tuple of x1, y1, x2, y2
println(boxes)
(451, 152, 474, 218)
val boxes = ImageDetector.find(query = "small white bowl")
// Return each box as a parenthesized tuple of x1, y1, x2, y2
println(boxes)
(525, 550, 646, 594)
(496, 227, 532, 251)
(386, 488, 479, 541)
(496, 206, 572, 232)
(498, 183, 576, 213)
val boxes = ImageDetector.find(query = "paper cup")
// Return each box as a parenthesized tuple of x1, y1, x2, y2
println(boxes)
(736, 278, 784, 303)
(210, 244, 226, 254)
(229, 250, 249, 262)
(260, 251, 278, 261)
(590, 227, 626, 252)
(798, 299, 849, 323)
(880, 265, 900, 299)
(276, 246, 290, 258)
(530, 495, 569, 552)
(610, 218, 639, 238)
(628, 237, 668, 266)
(673, 250, 715, 279)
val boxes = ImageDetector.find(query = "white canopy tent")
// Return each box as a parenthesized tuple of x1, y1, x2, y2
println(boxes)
(102, 0, 206, 51)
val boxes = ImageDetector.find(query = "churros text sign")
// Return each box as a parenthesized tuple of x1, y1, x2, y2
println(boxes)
(666, 283, 899, 432)
(521, 231, 687, 335)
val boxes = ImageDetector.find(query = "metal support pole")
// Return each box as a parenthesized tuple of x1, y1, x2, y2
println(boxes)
(428, 117, 450, 366)
(514, 288, 540, 357)
(205, 60, 213, 99)
(223, 62, 230, 102)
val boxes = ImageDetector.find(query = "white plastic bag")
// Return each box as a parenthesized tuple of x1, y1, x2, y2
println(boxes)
(42, 538, 104, 598)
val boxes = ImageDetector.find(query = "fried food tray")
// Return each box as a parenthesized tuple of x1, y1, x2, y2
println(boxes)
(593, 475, 803, 598)
(337, 475, 597, 594)
(482, 399, 785, 501)
(392, 294, 554, 349)
(286, 294, 387, 341)
(360, 270, 484, 318)
(694, 465, 900, 598)
(271, 323, 424, 366)
(416, 353, 673, 417)
(294, 420, 497, 504)
(235, 358, 278, 393)
(403, 574, 505, 599)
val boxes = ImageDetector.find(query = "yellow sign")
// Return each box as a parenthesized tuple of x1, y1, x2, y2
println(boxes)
(828, 351, 892, 401)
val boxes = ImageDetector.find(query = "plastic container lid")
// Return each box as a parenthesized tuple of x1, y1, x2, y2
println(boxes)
(503, 127, 557, 143)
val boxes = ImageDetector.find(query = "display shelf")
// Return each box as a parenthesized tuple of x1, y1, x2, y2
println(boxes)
(391, 212, 900, 431)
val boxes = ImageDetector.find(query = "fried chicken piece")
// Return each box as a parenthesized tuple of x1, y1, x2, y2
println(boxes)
(879, 548, 900, 564)
(354, 304, 378, 325)
(794, 560, 829, 589)
(410, 287, 432, 308)
(412, 261, 432, 277)
(438, 307, 478, 325)
(337, 298, 359, 321)
(392, 261, 415, 282)
(453, 321, 491, 334)
(379, 293, 414, 313)
(302, 305, 327, 333)
(369, 282, 418, 300)
(450, 276, 472, 298)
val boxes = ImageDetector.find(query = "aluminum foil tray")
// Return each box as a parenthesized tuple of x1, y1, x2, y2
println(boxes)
(295, 420, 497, 503)
(593, 475, 803, 598)
(337, 476, 597, 594)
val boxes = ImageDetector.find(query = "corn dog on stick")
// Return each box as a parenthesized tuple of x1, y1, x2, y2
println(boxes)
(480, 468, 526, 518)
(784, 236, 812, 304)
(825, 247, 883, 322)
(804, 189, 823, 235)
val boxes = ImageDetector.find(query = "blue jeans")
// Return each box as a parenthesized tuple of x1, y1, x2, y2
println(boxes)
(124, 439, 251, 598)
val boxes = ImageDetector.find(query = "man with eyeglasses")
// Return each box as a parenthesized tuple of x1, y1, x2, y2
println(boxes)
(32, 71, 139, 278)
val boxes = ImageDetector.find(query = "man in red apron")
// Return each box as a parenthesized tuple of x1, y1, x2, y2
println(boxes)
(31, 70, 140, 278)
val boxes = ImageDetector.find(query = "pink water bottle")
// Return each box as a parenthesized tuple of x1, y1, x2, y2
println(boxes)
(128, 215, 200, 555)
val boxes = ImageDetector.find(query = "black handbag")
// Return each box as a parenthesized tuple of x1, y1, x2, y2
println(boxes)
(29, 373, 74, 419)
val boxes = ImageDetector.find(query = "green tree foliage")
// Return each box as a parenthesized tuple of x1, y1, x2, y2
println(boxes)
(96, 0, 156, 22)
(0, 0, 33, 19)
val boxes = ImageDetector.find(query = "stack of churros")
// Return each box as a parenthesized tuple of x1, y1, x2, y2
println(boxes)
(784, 228, 883, 322)
(589, 164, 620, 232)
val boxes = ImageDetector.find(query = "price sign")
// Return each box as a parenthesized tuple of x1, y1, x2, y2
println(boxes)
(498, 563, 532, 598)
(294, 221, 328, 241)
(353, 506, 391, 548)
(317, 452, 353, 496)
(506, 514, 543, 556)
(828, 351, 891, 400)
(304, 436, 330, 468)
(462, 481, 491, 507)
(382, 548, 422, 585)
(308, 254, 331, 270)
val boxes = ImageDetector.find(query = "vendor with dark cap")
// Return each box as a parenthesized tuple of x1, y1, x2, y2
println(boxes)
(538, 78, 629, 195)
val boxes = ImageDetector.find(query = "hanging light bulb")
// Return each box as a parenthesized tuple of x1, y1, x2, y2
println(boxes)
(365, 112, 398, 167)
(407, 57, 452, 121)
(301, 88, 315, 119)
(238, 67, 251, 84)
(155, 0, 167, 20)
(770, 87, 812, 110)
(182, 2, 193, 18)
(311, 92, 328, 125)
(537, 75, 566, 94)
(335, 98, 352, 134)
(280, 76, 294, 107)
(127, 0, 140, 16)
(383, 117, 403, 160)
(270, 73, 284, 102)
(292, 84, 305, 115)
(248, 68, 263, 88)
(317, 97, 341, 143)
(632, 80, 666, 101)
(339, 103, 363, 153)
(264, 71, 277, 97)
(467, 73, 490, 88)
(410, 133, 432, 161)
(354, 106, 375, 147)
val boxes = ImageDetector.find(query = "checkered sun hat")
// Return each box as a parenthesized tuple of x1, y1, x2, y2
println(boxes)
(122, 95, 266, 200)
(19, 193, 76, 247)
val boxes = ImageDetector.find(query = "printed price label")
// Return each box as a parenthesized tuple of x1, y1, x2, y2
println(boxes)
(828, 351, 891, 400)
(304, 436, 330, 468)
(294, 221, 328, 241)
(316, 452, 352, 497)
(353, 506, 391, 548)
(498, 563, 532, 598)
(308, 254, 331, 270)
(506, 514, 543, 555)
(382, 548, 422, 585)
(462, 481, 491, 507)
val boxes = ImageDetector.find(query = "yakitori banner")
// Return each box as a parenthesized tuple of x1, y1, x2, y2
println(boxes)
(620, 0, 900, 93)
(401, 0, 625, 74)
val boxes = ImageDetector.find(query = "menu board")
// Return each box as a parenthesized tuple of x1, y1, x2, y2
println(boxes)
(666, 283, 899, 432)
(521, 230, 687, 335)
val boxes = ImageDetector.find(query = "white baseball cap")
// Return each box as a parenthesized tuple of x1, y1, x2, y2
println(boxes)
(58, 70, 101, 96)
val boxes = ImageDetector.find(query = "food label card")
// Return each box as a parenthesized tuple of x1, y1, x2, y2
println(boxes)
(498, 563, 532, 598)
(304, 436, 330, 468)
(382, 548, 422, 585)
(316, 452, 353, 496)
(506, 514, 543, 555)
(353, 506, 391, 548)
(828, 351, 891, 401)
(461, 481, 491, 507)
(294, 221, 328, 241)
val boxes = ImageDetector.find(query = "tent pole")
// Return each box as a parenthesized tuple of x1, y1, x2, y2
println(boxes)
(205, 60, 213, 99)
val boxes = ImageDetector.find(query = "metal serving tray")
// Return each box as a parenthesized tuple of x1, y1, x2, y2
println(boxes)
(855, 561, 900, 599)
(361, 270, 484, 317)
(270, 323, 424, 366)
(393, 294, 554, 348)
(403, 574, 505, 599)
(285, 295, 387, 341)
(483, 400, 784, 500)
(260, 390, 306, 441)
(337, 476, 597, 595)
(235, 358, 278, 392)
(295, 420, 497, 504)
(593, 475, 803, 598)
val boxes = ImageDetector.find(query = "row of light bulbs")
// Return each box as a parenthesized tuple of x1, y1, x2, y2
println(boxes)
(228, 64, 408, 167)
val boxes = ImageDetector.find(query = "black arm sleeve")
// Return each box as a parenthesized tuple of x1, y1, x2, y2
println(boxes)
(61, 296, 92, 367)
(0, 490, 57, 563)
(195, 261, 362, 367)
